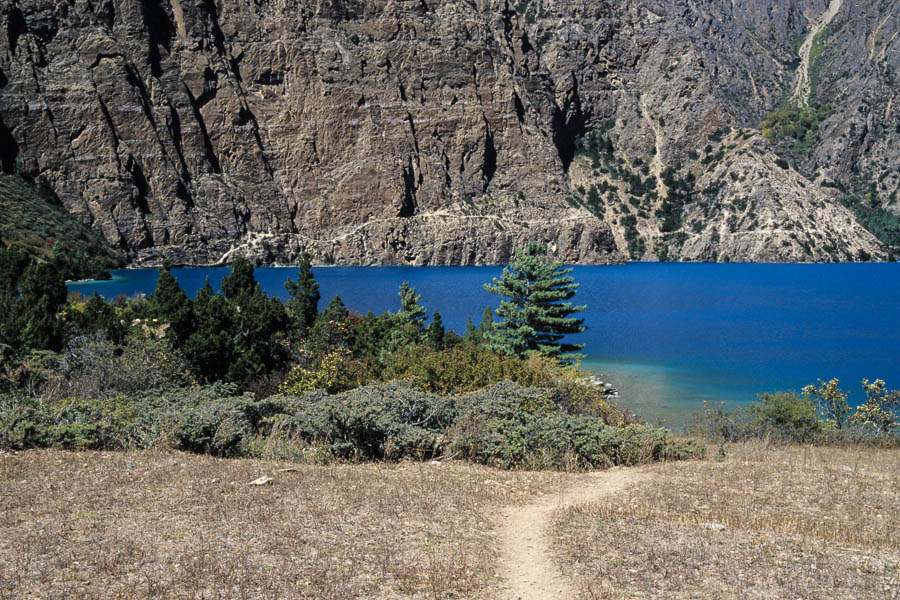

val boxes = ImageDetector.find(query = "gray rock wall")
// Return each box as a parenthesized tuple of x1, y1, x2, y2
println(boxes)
(0, 0, 895, 265)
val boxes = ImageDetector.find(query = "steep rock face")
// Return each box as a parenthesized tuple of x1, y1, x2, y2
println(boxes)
(0, 0, 895, 265)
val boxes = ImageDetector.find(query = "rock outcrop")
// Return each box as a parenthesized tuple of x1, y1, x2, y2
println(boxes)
(0, 0, 896, 265)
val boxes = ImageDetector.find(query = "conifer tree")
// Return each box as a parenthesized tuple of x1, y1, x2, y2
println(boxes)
(0, 245, 30, 295)
(154, 268, 194, 346)
(285, 252, 320, 331)
(221, 256, 256, 300)
(397, 281, 427, 329)
(74, 293, 128, 344)
(479, 305, 494, 333)
(229, 280, 290, 383)
(18, 262, 68, 351)
(483, 242, 586, 363)
(427, 311, 445, 350)
(390, 281, 428, 349)
(463, 316, 477, 341)
(182, 280, 236, 382)
(308, 295, 354, 353)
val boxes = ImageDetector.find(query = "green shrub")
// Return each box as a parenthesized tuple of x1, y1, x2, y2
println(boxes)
(0, 395, 141, 450)
(760, 106, 831, 159)
(175, 401, 254, 456)
(1, 379, 706, 469)
(746, 391, 822, 443)
(47, 333, 191, 399)
(447, 383, 704, 469)
(288, 382, 456, 460)
(381, 342, 560, 394)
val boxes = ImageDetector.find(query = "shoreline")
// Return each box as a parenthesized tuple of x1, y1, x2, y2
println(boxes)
(73, 258, 900, 276)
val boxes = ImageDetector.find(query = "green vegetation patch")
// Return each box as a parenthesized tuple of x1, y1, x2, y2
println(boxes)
(656, 167, 697, 232)
(621, 214, 645, 259)
(0, 175, 123, 280)
(0, 380, 704, 469)
(807, 26, 832, 101)
(760, 105, 832, 161)
(688, 377, 900, 445)
(840, 194, 900, 253)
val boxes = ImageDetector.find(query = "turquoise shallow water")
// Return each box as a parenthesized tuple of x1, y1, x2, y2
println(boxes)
(70, 263, 900, 427)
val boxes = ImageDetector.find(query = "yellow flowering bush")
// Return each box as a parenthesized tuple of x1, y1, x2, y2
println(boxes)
(279, 348, 371, 395)
(850, 378, 900, 434)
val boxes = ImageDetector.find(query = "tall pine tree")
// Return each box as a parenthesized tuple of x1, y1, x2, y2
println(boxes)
(154, 268, 194, 346)
(397, 281, 427, 329)
(483, 241, 586, 363)
(285, 251, 320, 332)
(221, 256, 256, 300)
(18, 261, 68, 351)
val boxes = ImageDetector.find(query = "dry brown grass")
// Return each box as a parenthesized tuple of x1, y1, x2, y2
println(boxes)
(553, 441, 900, 599)
(0, 449, 575, 599)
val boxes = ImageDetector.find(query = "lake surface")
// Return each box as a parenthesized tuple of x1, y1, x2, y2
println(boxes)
(69, 263, 900, 427)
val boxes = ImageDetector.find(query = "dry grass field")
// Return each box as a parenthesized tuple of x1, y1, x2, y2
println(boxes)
(553, 442, 900, 600)
(0, 449, 575, 599)
(2, 443, 898, 599)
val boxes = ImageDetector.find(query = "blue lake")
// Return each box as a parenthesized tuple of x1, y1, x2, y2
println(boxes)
(69, 263, 900, 427)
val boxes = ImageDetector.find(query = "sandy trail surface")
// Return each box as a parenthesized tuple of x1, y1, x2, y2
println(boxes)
(495, 467, 648, 599)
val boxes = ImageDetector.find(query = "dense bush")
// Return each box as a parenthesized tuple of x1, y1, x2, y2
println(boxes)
(746, 391, 822, 443)
(447, 382, 703, 469)
(760, 106, 831, 160)
(43, 333, 191, 400)
(840, 195, 900, 252)
(383, 341, 558, 393)
(0, 380, 705, 469)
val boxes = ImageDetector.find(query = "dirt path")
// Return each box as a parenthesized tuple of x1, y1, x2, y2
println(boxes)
(495, 467, 648, 600)
(791, 0, 843, 106)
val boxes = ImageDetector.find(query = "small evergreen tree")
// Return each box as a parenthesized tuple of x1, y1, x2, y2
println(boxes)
(479, 305, 494, 333)
(72, 293, 128, 344)
(427, 311, 445, 350)
(390, 281, 428, 349)
(463, 316, 478, 343)
(221, 256, 256, 300)
(154, 269, 194, 346)
(227, 282, 290, 384)
(18, 262, 68, 351)
(483, 242, 586, 363)
(182, 280, 236, 382)
(285, 251, 320, 332)
(0, 245, 30, 295)
(19, 261, 67, 309)
(307, 295, 355, 353)
(397, 281, 427, 329)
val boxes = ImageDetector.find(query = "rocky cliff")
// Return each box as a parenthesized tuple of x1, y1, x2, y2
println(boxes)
(0, 0, 897, 265)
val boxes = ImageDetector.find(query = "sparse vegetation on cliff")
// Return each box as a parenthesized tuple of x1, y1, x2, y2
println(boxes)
(760, 105, 832, 164)
(0, 175, 124, 281)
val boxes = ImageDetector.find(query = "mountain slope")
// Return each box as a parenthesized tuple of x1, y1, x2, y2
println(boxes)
(0, 0, 896, 265)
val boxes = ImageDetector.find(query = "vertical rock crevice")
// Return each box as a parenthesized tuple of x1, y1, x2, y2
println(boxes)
(6, 6, 28, 56)
(400, 156, 418, 218)
(482, 120, 497, 193)
(126, 155, 152, 215)
(184, 85, 222, 173)
(138, 0, 174, 77)
(0, 115, 18, 173)
(551, 77, 590, 172)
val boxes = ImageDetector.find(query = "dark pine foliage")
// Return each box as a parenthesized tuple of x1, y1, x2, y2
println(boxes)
(484, 242, 586, 363)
